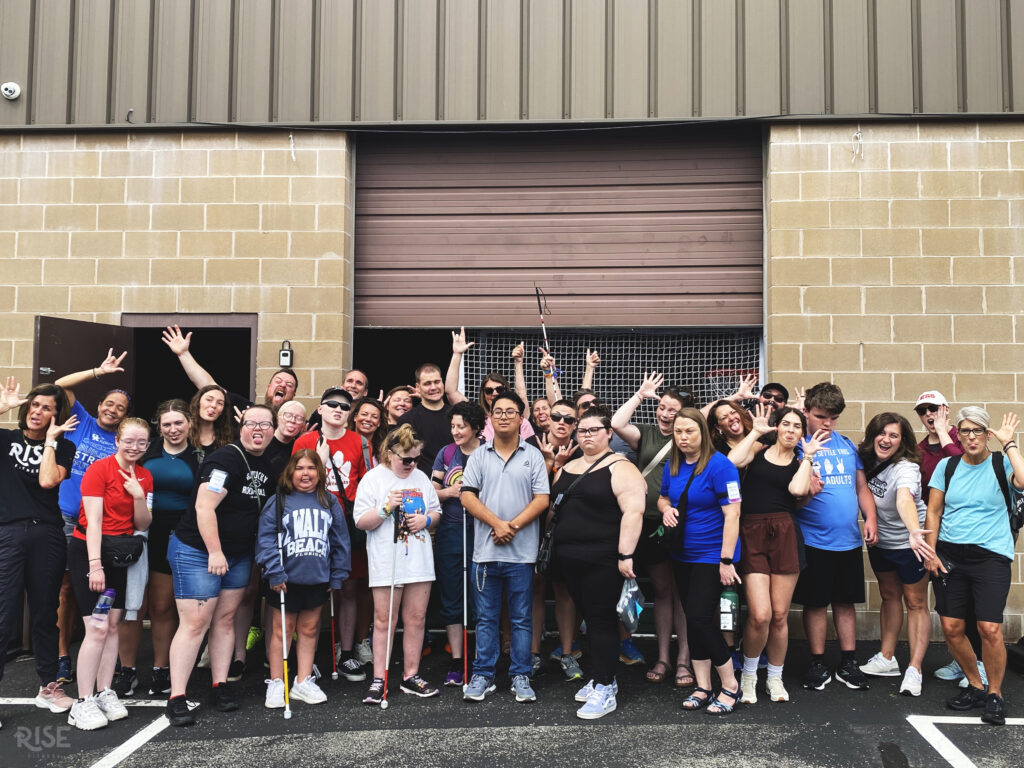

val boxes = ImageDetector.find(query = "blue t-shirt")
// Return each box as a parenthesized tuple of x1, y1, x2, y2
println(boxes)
(930, 454, 1017, 561)
(660, 451, 742, 564)
(431, 442, 470, 525)
(142, 448, 197, 517)
(795, 432, 863, 551)
(58, 399, 118, 519)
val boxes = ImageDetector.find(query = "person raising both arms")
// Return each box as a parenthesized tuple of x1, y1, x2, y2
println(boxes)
(0, 377, 78, 724)
(162, 324, 298, 414)
(53, 349, 131, 688)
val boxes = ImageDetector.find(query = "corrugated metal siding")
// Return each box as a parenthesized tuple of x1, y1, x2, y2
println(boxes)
(2, 0, 1023, 129)
(353, 128, 763, 328)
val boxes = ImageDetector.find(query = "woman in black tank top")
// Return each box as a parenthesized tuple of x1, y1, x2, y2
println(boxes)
(549, 408, 645, 720)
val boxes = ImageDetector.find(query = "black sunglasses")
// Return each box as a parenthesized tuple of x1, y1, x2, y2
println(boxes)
(483, 386, 505, 396)
(549, 413, 577, 425)
(322, 400, 351, 411)
(915, 404, 940, 416)
(396, 455, 417, 467)
(761, 391, 786, 404)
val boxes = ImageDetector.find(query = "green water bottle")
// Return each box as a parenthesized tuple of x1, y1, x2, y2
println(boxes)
(719, 587, 739, 632)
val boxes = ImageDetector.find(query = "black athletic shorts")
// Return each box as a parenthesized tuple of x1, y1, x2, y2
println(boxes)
(792, 544, 865, 608)
(67, 536, 128, 614)
(263, 580, 330, 613)
(932, 541, 1011, 624)
(635, 517, 671, 570)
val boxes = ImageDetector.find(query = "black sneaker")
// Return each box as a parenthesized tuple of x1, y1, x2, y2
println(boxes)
(400, 674, 439, 698)
(948, 684, 987, 711)
(362, 677, 385, 705)
(802, 661, 831, 690)
(113, 666, 138, 697)
(166, 695, 195, 727)
(340, 656, 367, 682)
(835, 659, 870, 690)
(981, 693, 1006, 725)
(227, 659, 245, 682)
(210, 682, 239, 712)
(148, 667, 171, 697)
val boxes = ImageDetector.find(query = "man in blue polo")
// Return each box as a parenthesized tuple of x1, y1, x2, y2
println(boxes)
(460, 391, 549, 704)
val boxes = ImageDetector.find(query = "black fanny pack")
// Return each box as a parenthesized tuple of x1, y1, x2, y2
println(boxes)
(76, 524, 146, 568)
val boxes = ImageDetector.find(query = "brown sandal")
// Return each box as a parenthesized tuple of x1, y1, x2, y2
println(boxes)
(645, 659, 670, 683)
(674, 664, 695, 688)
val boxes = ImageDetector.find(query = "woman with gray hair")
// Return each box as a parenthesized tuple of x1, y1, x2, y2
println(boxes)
(924, 406, 1024, 726)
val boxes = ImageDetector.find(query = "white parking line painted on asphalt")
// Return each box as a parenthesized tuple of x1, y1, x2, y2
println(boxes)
(907, 715, 1024, 768)
(88, 715, 169, 768)
(0, 697, 168, 707)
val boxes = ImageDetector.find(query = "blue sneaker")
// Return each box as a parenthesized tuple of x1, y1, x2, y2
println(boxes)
(56, 655, 74, 685)
(463, 674, 497, 702)
(934, 659, 964, 681)
(576, 682, 617, 720)
(549, 642, 582, 663)
(511, 674, 536, 702)
(959, 661, 988, 689)
(575, 677, 619, 702)
(619, 638, 645, 666)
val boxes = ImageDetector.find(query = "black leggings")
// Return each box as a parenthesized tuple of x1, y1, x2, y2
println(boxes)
(673, 560, 731, 668)
(559, 555, 623, 686)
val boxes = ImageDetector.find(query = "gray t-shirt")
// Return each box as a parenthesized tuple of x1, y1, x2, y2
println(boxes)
(867, 459, 926, 549)
(462, 440, 550, 564)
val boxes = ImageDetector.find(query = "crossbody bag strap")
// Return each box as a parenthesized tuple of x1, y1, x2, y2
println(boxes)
(549, 450, 616, 526)
(641, 438, 673, 479)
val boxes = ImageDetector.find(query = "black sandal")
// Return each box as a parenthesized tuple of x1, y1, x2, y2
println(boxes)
(706, 686, 741, 716)
(682, 686, 713, 711)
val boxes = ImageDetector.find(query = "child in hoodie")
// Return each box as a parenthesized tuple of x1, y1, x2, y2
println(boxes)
(256, 449, 350, 707)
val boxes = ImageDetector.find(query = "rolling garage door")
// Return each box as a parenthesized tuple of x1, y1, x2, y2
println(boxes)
(354, 126, 763, 328)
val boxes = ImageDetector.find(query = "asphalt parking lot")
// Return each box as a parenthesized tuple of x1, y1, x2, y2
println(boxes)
(3, 637, 1022, 768)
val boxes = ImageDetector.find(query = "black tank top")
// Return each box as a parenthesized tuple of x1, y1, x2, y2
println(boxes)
(740, 450, 799, 517)
(551, 462, 622, 566)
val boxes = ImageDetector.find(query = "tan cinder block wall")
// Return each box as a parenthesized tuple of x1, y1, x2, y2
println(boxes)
(767, 122, 1024, 641)
(0, 130, 352, 416)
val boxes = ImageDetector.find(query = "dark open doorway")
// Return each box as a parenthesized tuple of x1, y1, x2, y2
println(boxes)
(353, 328, 452, 394)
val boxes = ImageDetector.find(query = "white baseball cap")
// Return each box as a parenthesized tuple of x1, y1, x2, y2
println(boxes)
(914, 390, 948, 409)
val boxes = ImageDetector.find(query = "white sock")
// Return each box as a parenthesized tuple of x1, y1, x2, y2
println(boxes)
(767, 663, 784, 679)
(742, 655, 760, 675)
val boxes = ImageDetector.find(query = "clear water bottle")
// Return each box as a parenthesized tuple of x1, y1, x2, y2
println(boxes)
(719, 587, 739, 632)
(91, 589, 116, 627)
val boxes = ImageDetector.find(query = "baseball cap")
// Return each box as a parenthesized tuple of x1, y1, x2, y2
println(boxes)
(914, 390, 948, 409)
(320, 387, 352, 405)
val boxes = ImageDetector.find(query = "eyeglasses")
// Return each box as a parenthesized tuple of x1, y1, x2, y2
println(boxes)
(492, 408, 520, 419)
(915, 404, 939, 416)
(959, 427, 987, 438)
(242, 420, 274, 430)
(322, 400, 351, 411)
(279, 414, 305, 424)
(483, 386, 505, 396)
(549, 413, 577, 425)
(394, 455, 418, 467)
(120, 440, 150, 449)
(761, 391, 786, 404)
(576, 426, 609, 437)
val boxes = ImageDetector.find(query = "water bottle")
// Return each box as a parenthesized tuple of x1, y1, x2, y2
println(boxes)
(91, 589, 116, 627)
(719, 587, 739, 632)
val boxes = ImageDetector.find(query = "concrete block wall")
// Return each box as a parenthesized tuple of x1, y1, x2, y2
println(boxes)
(767, 122, 1024, 640)
(0, 130, 353, 414)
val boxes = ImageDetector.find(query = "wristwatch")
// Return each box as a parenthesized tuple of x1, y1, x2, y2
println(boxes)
(720, 557, 734, 565)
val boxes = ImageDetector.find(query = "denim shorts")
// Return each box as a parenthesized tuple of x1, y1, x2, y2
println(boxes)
(168, 533, 253, 600)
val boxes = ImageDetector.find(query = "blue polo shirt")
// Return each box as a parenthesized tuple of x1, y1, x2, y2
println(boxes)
(461, 439, 549, 565)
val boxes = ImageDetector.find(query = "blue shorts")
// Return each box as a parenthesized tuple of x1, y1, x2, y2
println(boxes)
(868, 545, 927, 585)
(168, 533, 253, 600)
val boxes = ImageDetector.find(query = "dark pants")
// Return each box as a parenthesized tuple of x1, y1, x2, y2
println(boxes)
(0, 520, 67, 684)
(560, 555, 623, 686)
(673, 560, 731, 668)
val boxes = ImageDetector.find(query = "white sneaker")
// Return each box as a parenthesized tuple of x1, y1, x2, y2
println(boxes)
(766, 676, 790, 702)
(35, 682, 74, 713)
(900, 666, 922, 697)
(354, 638, 374, 666)
(576, 683, 617, 720)
(68, 697, 108, 731)
(859, 652, 900, 677)
(96, 688, 128, 721)
(740, 672, 758, 704)
(291, 675, 327, 704)
(265, 678, 284, 708)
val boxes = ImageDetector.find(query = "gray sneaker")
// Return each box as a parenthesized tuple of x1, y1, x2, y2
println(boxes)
(575, 677, 619, 702)
(560, 654, 583, 681)
(463, 674, 497, 702)
(530, 653, 543, 678)
(511, 674, 536, 703)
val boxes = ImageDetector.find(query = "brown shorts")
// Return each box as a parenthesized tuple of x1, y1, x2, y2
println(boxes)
(739, 512, 804, 576)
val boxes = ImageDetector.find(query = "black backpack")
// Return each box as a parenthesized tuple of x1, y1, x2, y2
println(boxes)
(944, 452, 1024, 543)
